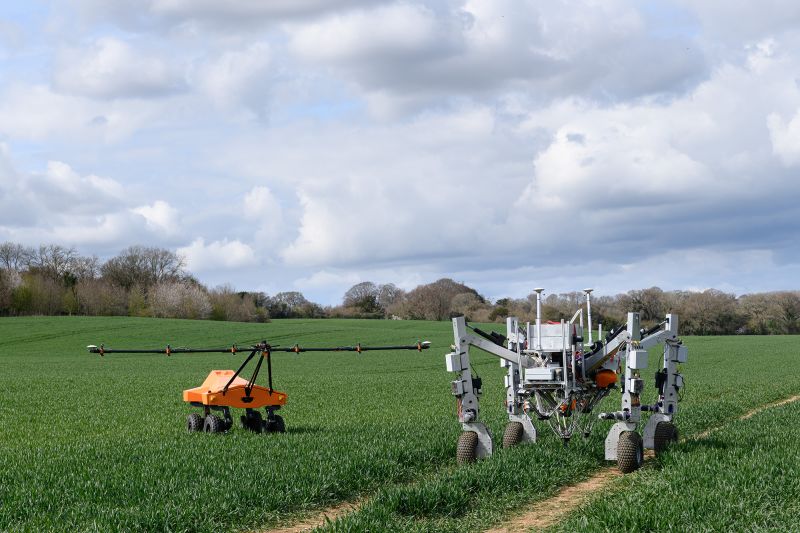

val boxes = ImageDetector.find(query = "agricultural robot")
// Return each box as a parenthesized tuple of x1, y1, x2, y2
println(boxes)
(88, 339, 430, 434)
(445, 288, 687, 473)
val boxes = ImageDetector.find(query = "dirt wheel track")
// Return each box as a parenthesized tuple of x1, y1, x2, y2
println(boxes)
(263, 500, 362, 533)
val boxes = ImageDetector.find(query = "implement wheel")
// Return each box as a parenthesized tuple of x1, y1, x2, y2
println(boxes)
(617, 431, 644, 473)
(456, 431, 478, 464)
(241, 410, 263, 433)
(265, 414, 285, 434)
(203, 414, 225, 434)
(654, 422, 679, 455)
(502, 422, 524, 449)
(186, 413, 203, 432)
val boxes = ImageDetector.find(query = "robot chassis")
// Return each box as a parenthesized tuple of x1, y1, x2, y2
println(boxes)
(445, 289, 688, 473)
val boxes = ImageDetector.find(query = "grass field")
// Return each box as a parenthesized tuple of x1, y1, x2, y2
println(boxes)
(1, 316, 799, 532)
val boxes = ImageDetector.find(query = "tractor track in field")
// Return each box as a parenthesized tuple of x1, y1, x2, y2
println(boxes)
(264, 500, 363, 533)
(483, 392, 800, 533)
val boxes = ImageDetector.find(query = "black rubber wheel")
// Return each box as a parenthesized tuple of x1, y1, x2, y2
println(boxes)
(265, 414, 285, 433)
(456, 431, 478, 464)
(617, 431, 644, 473)
(203, 414, 224, 433)
(653, 422, 679, 455)
(186, 413, 203, 432)
(502, 422, 524, 449)
(241, 411, 263, 433)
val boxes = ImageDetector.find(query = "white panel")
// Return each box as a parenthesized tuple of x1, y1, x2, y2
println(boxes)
(445, 352, 462, 372)
(629, 349, 648, 369)
(525, 367, 556, 381)
(677, 345, 688, 363)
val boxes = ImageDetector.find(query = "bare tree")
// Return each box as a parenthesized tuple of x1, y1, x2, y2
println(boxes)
(401, 279, 482, 320)
(75, 279, 128, 316)
(0, 242, 34, 271)
(28, 244, 77, 280)
(266, 291, 310, 318)
(377, 283, 404, 314)
(102, 245, 185, 290)
(343, 281, 378, 307)
(342, 281, 381, 314)
(70, 255, 100, 281)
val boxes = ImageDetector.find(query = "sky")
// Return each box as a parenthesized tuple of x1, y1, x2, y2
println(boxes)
(0, 1, 799, 305)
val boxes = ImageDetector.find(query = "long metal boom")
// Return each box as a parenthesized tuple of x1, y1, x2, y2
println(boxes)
(87, 341, 431, 356)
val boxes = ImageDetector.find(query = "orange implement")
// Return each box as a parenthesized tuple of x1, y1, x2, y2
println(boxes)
(182, 370, 288, 409)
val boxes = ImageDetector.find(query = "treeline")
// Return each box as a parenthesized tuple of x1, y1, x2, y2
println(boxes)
(330, 280, 800, 335)
(1, 242, 798, 335)
(0, 243, 316, 322)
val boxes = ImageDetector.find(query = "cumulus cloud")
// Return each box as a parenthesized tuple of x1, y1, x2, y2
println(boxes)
(768, 109, 800, 166)
(0, 83, 168, 142)
(53, 37, 184, 99)
(177, 237, 257, 271)
(0, 148, 179, 249)
(131, 201, 180, 235)
(289, 0, 706, 116)
(193, 42, 271, 115)
(241, 185, 287, 247)
(69, 0, 381, 30)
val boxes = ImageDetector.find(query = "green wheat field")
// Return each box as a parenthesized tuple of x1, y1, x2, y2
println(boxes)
(1, 316, 798, 532)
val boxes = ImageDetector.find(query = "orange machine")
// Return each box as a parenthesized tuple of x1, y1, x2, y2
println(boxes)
(183, 369, 288, 434)
(88, 339, 430, 435)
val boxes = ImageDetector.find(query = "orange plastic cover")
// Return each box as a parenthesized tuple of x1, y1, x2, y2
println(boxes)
(594, 369, 617, 389)
(182, 370, 287, 408)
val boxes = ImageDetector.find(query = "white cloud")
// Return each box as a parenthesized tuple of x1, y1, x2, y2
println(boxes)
(242, 185, 286, 247)
(768, 109, 800, 166)
(152, 0, 368, 21)
(0, 83, 168, 142)
(289, 0, 705, 115)
(177, 237, 257, 271)
(290, 3, 441, 62)
(193, 42, 271, 115)
(53, 37, 184, 99)
(131, 200, 180, 235)
(69, 0, 380, 30)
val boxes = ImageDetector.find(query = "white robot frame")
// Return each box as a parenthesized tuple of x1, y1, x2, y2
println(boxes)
(445, 289, 687, 473)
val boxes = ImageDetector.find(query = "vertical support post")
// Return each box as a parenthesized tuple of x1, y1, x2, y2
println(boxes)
(505, 317, 522, 416)
(534, 288, 544, 351)
(561, 319, 568, 391)
(622, 312, 642, 423)
(660, 314, 681, 417)
(584, 288, 594, 345)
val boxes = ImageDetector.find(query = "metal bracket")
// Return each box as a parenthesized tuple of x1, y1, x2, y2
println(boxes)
(605, 421, 637, 461)
(642, 413, 671, 449)
(462, 422, 494, 459)
(509, 413, 537, 444)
